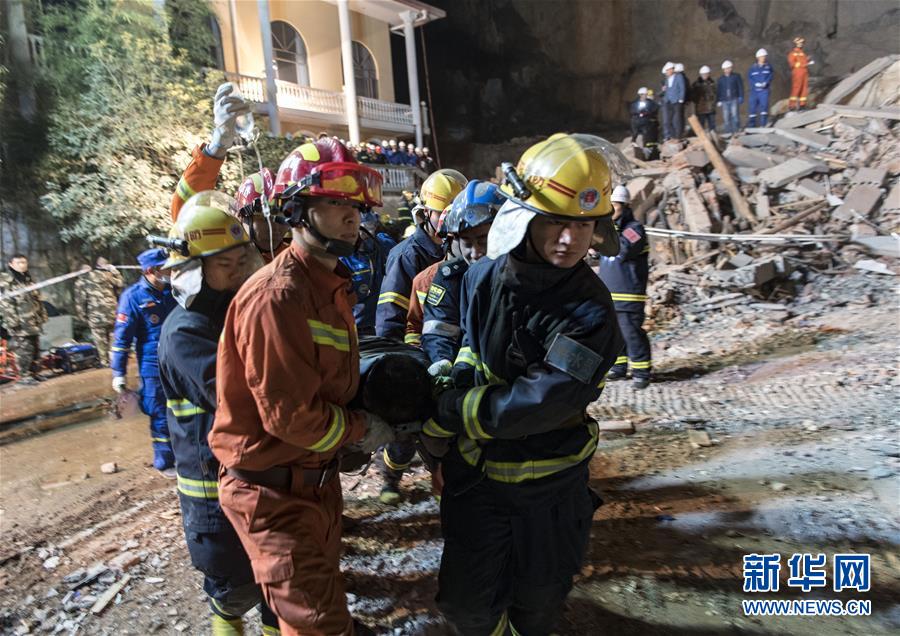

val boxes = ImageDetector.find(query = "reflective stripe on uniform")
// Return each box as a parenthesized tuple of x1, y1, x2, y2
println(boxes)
(177, 474, 219, 499)
(422, 319, 461, 338)
(630, 360, 651, 369)
(597, 379, 606, 389)
(261, 625, 281, 636)
(404, 332, 422, 345)
(383, 447, 411, 471)
(610, 292, 647, 302)
(151, 436, 171, 443)
(307, 319, 350, 352)
(483, 421, 599, 484)
(489, 612, 509, 636)
(305, 404, 346, 453)
(614, 355, 628, 365)
(457, 437, 482, 467)
(453, 346, 483, 372)
(422, 417, 455, 438)
(415, 290, 427, 304)
(377, 291, 409, 310)
(176, 176, 197, 203)
(110, 346, 128, 352)
(166, 398, 206, 417)
(462, 385, 493, 440)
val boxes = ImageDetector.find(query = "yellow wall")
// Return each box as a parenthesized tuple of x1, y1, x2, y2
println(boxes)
(210, 0, 394, 102)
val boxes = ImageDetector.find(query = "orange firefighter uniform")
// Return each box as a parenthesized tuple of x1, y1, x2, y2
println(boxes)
(210, 241, 367, 636)
(171, 145, 223, 222)
(788, 46, 810, 109)
(404, 261, 441, 347)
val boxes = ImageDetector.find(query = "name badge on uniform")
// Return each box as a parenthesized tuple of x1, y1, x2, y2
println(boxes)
(544, 333, 603, 385)
(426, 284, 446, 306)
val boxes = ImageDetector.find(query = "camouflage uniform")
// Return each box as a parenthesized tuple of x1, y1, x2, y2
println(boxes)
(0, 268, 48, 377)
(74, 267, 125, 366)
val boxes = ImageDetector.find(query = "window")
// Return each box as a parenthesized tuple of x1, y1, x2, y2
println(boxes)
(271, 20, 309, 86)
(209, 16, 224, 70)
(352, 41, 378, 99)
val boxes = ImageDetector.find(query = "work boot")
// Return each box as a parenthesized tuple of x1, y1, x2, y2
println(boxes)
(606, 368, 627, 381)
(632, 377, 650, 390)
(153, 448, 175, 472)
(379, 475, 402, 505)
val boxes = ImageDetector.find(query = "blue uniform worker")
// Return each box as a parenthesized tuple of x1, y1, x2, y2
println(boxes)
(421, 257, 468, 365)
(597, 186, 651, 388)
(111, 248, 176, 470)
(340, 222, 395, 336)
(375, 226, 443, 341)
(748, 50, 774, 127)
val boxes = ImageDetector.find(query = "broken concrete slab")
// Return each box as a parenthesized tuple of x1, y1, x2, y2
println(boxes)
(773, 127, 831, 150)
(834, 184, 883, 220)
(758, 158, 820, 188)
(881, 183, 900, 213)
(688, 429, 712, 448)
(680, 185, 713, 234)
(723, 145, 783, 170)
(755, 189, 770, 219)
(736, 133, 774, 147)
(774, 107, 835, 129)
(852, 236, 900, 258)
(823, 55, 900, 104)
(685, 149, 709, 168)
(827, 104, 900, 120)
(854, 259, 897, 275)
(850, 166, 887, 186)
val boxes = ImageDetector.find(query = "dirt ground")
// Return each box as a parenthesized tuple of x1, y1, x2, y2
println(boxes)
(1, 271, 897, 635)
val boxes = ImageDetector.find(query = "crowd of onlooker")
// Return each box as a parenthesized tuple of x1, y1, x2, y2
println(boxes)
(308, 132, 436, 172)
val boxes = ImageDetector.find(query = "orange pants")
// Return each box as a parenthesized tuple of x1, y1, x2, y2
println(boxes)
(219, 471, 353, 635)
(790, 69, 809, 107)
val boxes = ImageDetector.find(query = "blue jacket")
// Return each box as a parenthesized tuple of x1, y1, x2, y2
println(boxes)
(111, 277, 176, 377)
(748, 62, 773, 91)
(717, 73, 744, 102)
(428, 253, 623, 492)
(664, 73, 687, 103)
(157, 285, 231, 532)
(597, 207, 650, 312)
(375, 226, 444, 340)
(421, 257, 468, 364)
(340, 230, 396, 333)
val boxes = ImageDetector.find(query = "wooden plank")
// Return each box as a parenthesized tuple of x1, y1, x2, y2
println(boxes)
(823, 55, 900, 104)
(0, 367, 130, 424)
(760, 201, 828, 234)
(90, 574, 131, 615)
(687, 114, 755, 224)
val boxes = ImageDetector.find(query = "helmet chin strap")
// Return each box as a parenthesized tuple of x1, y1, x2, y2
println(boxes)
(287, 198, 357, 258)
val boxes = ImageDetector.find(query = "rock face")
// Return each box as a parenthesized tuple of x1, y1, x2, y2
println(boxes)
(423, 0, 900, 167)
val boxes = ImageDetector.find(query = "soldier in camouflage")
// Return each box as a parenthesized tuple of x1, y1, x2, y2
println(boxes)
(0, 254, 48, 382)
(74, 257, 125, 366)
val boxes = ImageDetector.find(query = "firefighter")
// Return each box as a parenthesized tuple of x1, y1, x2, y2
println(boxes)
(171, 82, 291, 261)
(209, 138, 395, 635)
(111, 248, 177, 474)
(154, 191, 279, 636)
(788, 36, 814, 110)
(403, 204, 452, 348)
(425, 133, 625, 635)
(375, 168, 468, 341)
(748, 48, 774, 127)
(597, 185, 652, 389)
(629, 87, 660, 152)
(342, 210, 396, 336)
(421, 180, 503, 371)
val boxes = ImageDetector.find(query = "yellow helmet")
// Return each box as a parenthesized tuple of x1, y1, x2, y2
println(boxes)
(500, 133, 629, 218)
(159, 191, 250, 269)
(417, 168, 468, 213)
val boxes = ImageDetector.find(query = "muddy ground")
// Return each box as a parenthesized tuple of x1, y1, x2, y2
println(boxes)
(1, 271, 897, 635)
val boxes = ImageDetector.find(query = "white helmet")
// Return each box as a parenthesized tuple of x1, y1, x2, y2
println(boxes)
(611, 185, 630, 204)
(722, 60, 734, 69)
(700, 65, 711, 75)
(674, 63, 685, 73)
(756, 48, 768, 58)
(637, 86, 648, 95)
(662, 61, 675, 73)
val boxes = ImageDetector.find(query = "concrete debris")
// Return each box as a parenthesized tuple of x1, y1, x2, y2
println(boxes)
(596, 419, 636, 434)
(687, 429, 713, 448)
(758, 158, 820, 188)
(854, 259, 896, 275)
(834, 185, 883, 220)
(100, 462, 118, 475)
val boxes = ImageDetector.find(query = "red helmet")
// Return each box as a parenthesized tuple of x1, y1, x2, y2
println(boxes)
(235, 168, 275, 217)
(274, 138, 383, 207)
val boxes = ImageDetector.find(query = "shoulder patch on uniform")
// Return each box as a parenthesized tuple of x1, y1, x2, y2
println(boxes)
(544, 333, 603, 384)
(623, 227, 641, 244)
(426, 284, 446, 306)
(116, 312, 129, 324)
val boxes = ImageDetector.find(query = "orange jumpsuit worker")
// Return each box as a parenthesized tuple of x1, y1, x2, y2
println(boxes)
(172, 82, 290, 262)
(788, 36, 814, 110)
(210, 138, 395, 636)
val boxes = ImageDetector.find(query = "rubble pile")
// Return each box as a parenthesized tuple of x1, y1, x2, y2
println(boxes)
(620, 55, 900, 327)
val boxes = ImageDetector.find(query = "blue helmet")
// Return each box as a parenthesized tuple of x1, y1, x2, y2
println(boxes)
(441, 180, 503, 237)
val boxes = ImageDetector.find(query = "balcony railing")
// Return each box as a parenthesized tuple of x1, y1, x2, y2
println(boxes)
(227, 73, 414, 129)
(372, 165, 428, 194)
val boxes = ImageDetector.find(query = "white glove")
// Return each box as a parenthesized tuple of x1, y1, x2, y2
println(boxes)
(427, 359, 453, 378)
(359, 413, 395, 454)
(207, 83, 251, 159)
(112, 376, 127, 394)
(717, 102, 723, 107)
(807, 60, 815, 65)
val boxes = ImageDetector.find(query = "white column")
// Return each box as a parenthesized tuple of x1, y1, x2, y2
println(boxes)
(256, 0, 280, 135)
(337, 0, 360, 144)
(228, 0, 241, 73)
(401, 11, 424, 147)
